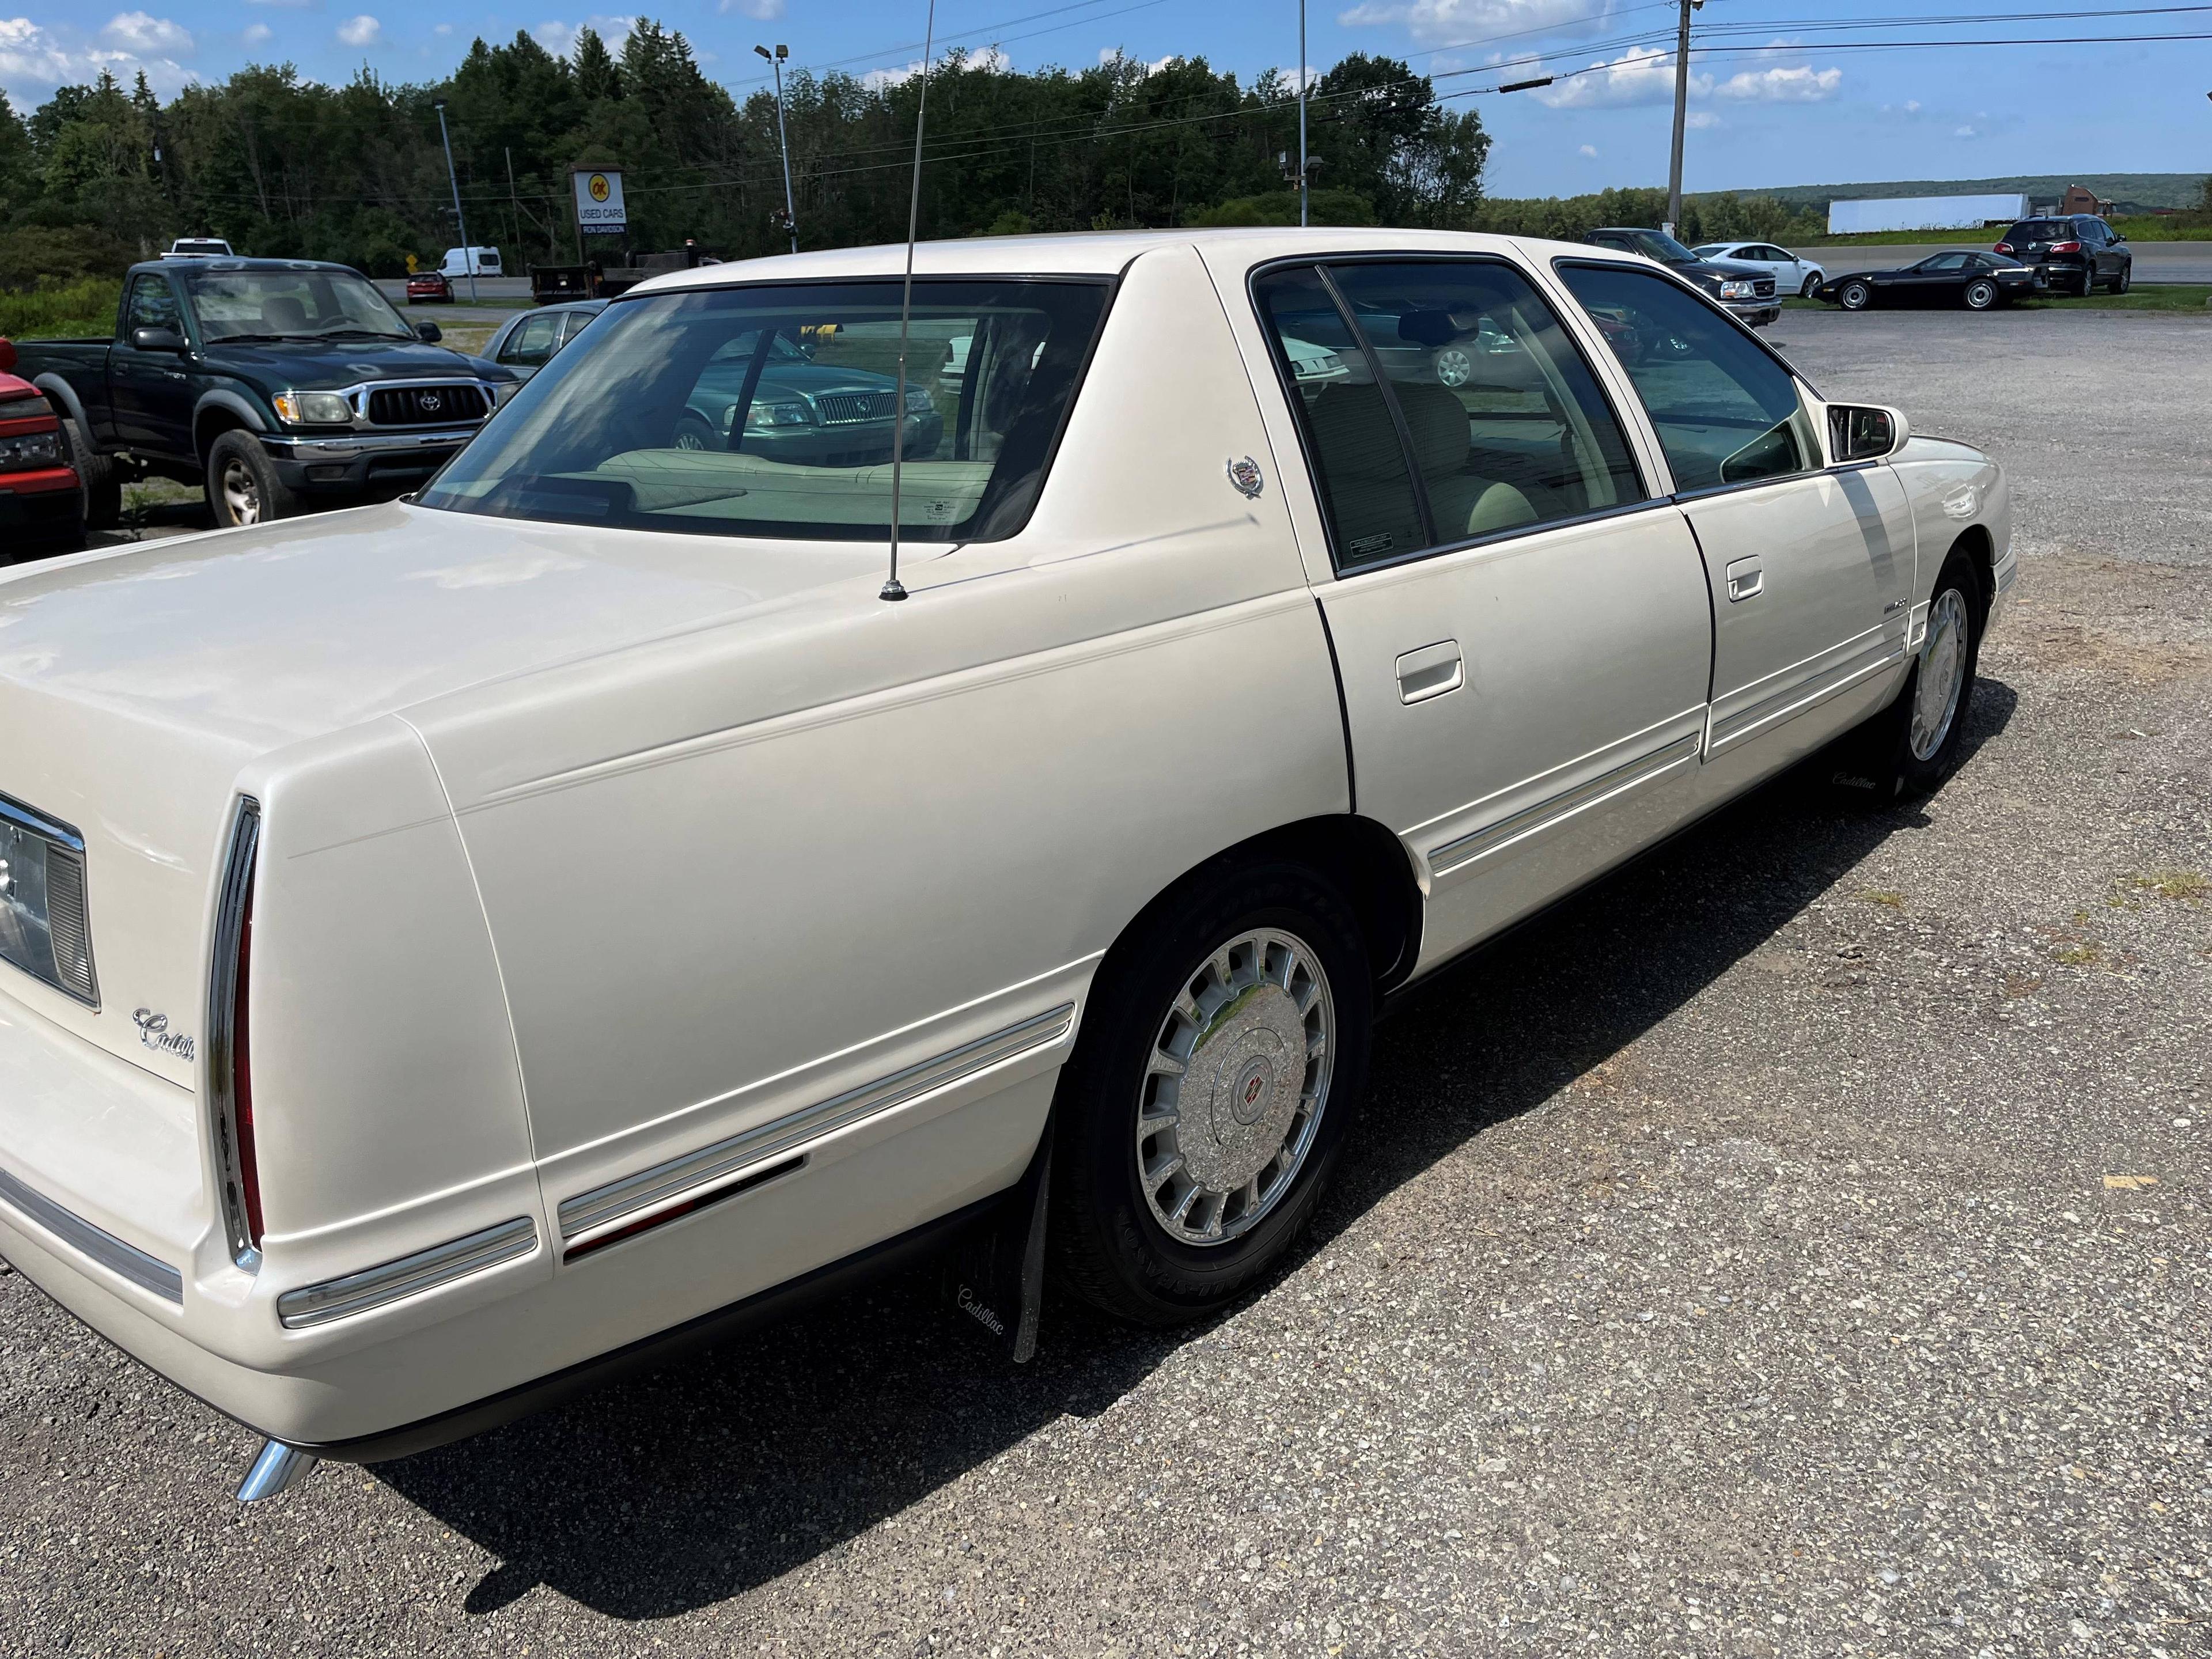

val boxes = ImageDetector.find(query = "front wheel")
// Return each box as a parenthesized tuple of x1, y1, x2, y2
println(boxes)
(1963, 278, 1998, 311)
(1839, 281, 1873, 312)
(671, 413, 719, 452)
(1800, 272, 1821, 299)
(1831, 551, 1984, 802)
(204, 430, 298, 529)
(1051, 861, 1372, 1325)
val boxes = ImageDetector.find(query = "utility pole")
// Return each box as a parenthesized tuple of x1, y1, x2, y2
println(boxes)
(432, 99, 478, 302)
(756, 43, 799, 254)
(1297, 0, 1309, 227)
(1665, 0, 1698, 238)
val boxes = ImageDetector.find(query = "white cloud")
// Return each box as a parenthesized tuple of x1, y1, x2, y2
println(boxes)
(1954, 124, 1978, 138)
(533, 14, 638, 55)
(433, 21, 452, 34)
(242, 20, 271, 42)
(719, 0, 783, 17)
(1098, 46, 1174, 75)
(336, 14, 380, 47)
(0, 13, 194, 88)
(1714, 63, 1839, 103)
(1577, 142, 1596, 157)
(1277, 63, 1319, 92)
(1339, 0, 1611, 51)
(244, 0, 310, 7)
(1535, 44, 1704, 109)
(1684, 109, 1718, 128)
(103, 11, 191, 54)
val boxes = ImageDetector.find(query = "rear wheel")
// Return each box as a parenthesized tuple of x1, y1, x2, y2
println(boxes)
(59, 415, 122, 531)
(1051, 861, 1372, 1325)
(2110, 263, 2131, 295)
(204, 430, 297, 529)
(2075, 266, 2096, 297)
(1962, 278, 1998, 311)
(1839, 281, 1873, 312)
(1831, 550, 1984, 802)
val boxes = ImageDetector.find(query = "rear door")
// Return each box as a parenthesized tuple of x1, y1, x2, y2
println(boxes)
(1246, 255, 1716, 966)
(1555, 260, 1913, 771)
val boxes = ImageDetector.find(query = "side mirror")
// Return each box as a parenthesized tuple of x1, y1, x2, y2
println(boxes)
(130, 325, 188, 353)
(2113, 231, 2127, 244)
(0, 336, 15, 373)
(415, 321, 443, 343)
(1828, 403, 1910, 463)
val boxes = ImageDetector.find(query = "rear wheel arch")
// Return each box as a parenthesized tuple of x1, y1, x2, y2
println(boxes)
(192, 396, 262, 466)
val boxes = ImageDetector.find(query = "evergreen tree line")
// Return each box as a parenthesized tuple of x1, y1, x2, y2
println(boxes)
(0, 18, 1839, 295)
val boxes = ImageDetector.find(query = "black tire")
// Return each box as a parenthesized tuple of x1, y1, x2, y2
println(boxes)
(1830, 550, 1985, 804)
(2075, 266, 2096, 298)
(58, 415, 122, 531)
(204, 429, 298, 529)
(1051, 860, 1373, 1325)
(1839, 281, 1873, 312)
(1800, 272, 1821, 299)
(2111, 263, 2131, 295)
(672, 412, 721, 451)
(1963, 278, 1997, 311)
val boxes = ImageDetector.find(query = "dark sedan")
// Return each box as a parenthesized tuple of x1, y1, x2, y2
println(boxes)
(1817, 252, 2039, 312)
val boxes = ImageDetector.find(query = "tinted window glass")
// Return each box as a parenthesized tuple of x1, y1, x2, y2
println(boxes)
(1324, 261, 1644, 547)
(1255, 266, 1424, 569)
(1922, 253, 1970, 272)
(420, 279, 1107, 543)
(501, 312, 562, 366)
(1556, 263, 1815, 493)
(126, 275, 181, 335)
(2007, 220, 2070, 241)
(184, 267, 413, 342)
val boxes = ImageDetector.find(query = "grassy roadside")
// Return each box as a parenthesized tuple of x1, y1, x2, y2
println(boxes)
(1782, 284, 2212, 313)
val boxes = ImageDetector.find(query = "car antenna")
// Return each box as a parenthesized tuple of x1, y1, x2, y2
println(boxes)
(881, 0, 938, 603)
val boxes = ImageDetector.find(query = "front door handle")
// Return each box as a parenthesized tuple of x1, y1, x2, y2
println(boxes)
(1395, 639, 1464, 704)
(1725, 556, 1764, 603)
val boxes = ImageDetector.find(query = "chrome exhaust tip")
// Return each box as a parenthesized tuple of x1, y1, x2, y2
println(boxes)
(236, 1438, 319, 1502)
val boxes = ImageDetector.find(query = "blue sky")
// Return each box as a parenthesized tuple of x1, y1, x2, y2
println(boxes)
(2, 0, 2206, 198)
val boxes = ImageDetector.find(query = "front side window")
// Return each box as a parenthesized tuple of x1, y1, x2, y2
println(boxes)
(419, 279, 1108, 542)
(184, 267, 415, 343)
(500, 312, 562, 367)
(1556, 263, 1816, 494)
(1257, 259, 1645, 572)
(1922, 253, 1971, 273)
(126, 275, 181, 335)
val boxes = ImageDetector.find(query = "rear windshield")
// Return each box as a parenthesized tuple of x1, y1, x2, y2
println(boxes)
(418, 279, 1109, 542)
(2006, 221, 2071, 241)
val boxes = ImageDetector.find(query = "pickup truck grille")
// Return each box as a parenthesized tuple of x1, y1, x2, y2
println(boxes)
(815, 391, 897, 426)
(1752, 277, 1776, 299)
(368, 384, 489, 427)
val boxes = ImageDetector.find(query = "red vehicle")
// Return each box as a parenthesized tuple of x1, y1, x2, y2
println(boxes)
(406, 270, 453, 304)
(0, 337, 85, 561)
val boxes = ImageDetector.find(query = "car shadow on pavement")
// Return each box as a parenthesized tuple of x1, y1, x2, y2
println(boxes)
(381, 680, 2017, 1622)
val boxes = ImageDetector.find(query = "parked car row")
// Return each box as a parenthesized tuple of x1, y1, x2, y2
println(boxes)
(1806, 214, 2134, 312)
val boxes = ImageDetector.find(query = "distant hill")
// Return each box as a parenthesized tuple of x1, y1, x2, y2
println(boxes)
(1706, 174, 2208, 214)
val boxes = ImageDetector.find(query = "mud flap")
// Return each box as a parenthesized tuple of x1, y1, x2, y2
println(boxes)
(941, 1119, 1051, 1363)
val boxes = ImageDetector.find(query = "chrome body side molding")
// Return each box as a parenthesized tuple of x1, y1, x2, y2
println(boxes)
(0, 1163, 183, 1303)
(275, 1215, 539, 1330)
(1429, 732, 1703, 880)
(558, 1002, 1079, 1244)
(1706, 624, 1908, 756)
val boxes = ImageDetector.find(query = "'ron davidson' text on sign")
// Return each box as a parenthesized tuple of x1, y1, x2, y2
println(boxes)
(572, 168, 627, 233)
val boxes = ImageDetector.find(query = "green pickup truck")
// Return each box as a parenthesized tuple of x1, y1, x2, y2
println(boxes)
(18, 256, 518, 529)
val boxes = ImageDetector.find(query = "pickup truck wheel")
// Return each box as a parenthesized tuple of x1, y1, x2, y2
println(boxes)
(59, 416, 122, 531)
(205, 430, 297, 529)
(1051, 862, 1372, 1325)
(1830, 550, 1984, 803)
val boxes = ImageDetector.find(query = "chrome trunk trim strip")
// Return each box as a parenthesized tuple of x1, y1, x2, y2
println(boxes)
(275, 1216, 537, 1329)
(207, 797, 260, 1270)
(558, 1001, 1078, 1242)
(1429, 732, 1703, 878)
(0, 1162, 183, 1303)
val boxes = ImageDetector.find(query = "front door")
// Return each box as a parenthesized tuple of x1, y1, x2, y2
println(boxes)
(1249, 256, 1717, 968)
(110, 272, 195, 455)
(1556, 262, 1912, 771)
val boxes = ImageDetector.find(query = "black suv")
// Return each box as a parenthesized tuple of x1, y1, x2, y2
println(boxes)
(1993, 215, 2132, 297)
(1581, 228, 1779, 327)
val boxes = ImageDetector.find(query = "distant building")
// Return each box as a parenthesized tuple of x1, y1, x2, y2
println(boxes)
(1826, 192, 2031, 234)
(2059, 183, 2117, 217)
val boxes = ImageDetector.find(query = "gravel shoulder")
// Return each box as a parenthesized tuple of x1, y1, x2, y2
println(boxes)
(3, 307, 2207, 1659)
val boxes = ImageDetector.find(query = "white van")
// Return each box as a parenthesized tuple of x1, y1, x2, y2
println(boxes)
(440, 246, 504, 278)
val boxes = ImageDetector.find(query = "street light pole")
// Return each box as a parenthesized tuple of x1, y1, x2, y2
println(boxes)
(1665, 0, 1697, 238)
(757, 43, 799, 254)
(431, 98, 478, 303)
(1297, 0, 1309, 228)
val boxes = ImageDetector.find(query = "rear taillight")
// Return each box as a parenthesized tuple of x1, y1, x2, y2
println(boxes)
(2048, 241, 2081, 254)
(210, 798, 265, 1267)
(1993, 242, 2013, 253)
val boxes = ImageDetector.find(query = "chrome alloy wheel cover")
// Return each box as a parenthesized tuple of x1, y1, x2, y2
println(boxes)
(1434, 346, 1474, 388)
(1136, 928, 1334, 1248)
(1910, 588, 1971, 760)
(221, 455, 261, 525)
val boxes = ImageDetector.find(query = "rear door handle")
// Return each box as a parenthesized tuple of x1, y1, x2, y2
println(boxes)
(1725, 556, 1763, 603)
(1395, 639, 1464, 704)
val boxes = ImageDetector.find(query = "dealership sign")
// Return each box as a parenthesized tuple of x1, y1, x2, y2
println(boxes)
(573, 168, 627, 233)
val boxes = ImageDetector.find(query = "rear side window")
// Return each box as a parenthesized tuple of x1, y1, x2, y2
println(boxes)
(420, 279, 1109, 542)
(1556, 263, 1815, 494)
(1257, 259, 1645, 573)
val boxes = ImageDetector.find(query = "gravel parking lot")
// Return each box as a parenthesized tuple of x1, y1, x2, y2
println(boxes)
(3, 306, 2207, 1658)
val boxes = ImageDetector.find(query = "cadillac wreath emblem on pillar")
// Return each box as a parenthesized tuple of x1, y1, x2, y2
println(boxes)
(1226, 456, 1264, 498)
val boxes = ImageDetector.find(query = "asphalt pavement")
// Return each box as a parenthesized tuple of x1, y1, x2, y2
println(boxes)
(5, 305, 2209, 1658)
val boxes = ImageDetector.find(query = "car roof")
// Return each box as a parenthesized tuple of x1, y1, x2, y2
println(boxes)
(630, 228, 1616, 296)
(149, 256, 365, 275)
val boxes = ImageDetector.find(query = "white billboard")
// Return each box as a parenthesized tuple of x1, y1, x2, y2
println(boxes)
(573, 168, 627, 234)
(1827, 193, 2029, 234)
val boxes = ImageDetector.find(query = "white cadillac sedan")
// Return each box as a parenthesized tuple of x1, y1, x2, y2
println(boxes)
(0, 229, 2012, 1500)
